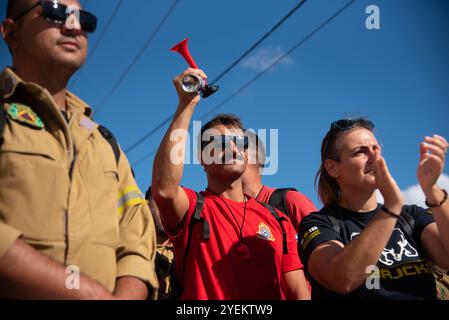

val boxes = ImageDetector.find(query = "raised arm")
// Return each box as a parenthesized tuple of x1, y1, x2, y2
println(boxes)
(418, 135, 449, 269)
(152, 68, 206, 230)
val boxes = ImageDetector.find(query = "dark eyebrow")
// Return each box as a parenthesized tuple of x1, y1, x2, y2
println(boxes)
(350, 145, 369, 152)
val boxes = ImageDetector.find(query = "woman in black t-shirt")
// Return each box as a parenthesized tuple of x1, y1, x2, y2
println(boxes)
(298, 118, 449, 299)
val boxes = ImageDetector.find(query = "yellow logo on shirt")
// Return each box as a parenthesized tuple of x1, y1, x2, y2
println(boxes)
(256, 223, 275, 242)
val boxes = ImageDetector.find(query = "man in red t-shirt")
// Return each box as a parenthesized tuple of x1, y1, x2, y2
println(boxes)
(242, 131, 317, 231)
(152, 68, 310, 300)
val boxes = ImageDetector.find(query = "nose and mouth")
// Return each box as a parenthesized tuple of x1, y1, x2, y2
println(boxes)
(221, 150, 245, 165)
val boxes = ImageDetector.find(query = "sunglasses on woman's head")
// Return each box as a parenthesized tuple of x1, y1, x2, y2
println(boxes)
(322, 118, 375, 160)
(13, 0, 97, 33)
(330, 118, 375, 131)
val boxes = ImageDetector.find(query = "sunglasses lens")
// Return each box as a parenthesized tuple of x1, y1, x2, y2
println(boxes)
(202, 136, 249, 151)
(41, 1, 97, 33)
(79, 10, 97, 33)
(233, 136, 248, 150)
(42, 1, 66, 22)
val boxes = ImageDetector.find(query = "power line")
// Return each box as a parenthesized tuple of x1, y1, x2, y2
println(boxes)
(70, 0, 124, 89)
(210, 0, 308, 85)
(94, 0, 180, 115)
(125, 0, 309, 155)
(130, 0, 357, 168)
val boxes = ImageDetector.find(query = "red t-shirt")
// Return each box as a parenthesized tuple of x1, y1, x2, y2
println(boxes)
(256, 186, 317, 232)
(167, 188, 302, 300)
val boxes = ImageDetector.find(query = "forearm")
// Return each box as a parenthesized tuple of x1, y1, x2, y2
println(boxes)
(425, 186, 449, 256)
(325, 212, 399, 293)
(114, 276, 148, 300)
(0, 239, 113, 300)
(281, 270, 311, 300)
(152, 104, 195, 197)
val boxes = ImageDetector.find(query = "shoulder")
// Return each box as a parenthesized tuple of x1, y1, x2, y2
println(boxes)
(402, 204, 431, 218)
(285, 190, 317, 208)
(298, 206, 338, 232)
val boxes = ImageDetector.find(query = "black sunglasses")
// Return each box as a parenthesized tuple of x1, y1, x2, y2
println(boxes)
(201, 135, 249, 151)
(330, 118, 375, 131)
(13, 0, 97, 33)
(322, 118, 375, 159)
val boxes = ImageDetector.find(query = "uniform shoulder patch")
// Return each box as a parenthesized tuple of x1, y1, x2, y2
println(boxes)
(7, 103, 44, 129)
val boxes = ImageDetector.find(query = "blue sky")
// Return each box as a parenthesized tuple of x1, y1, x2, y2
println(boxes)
(1, 0, 448, 207)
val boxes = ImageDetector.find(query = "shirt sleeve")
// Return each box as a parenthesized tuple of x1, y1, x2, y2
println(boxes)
(115, 151, 158, 297)
(298, 213, 342, 272)
(285, 191, 318, 232)
(163, 187, 197, 240)
(280, 212, 303, 274)
(0, 222, 22, 258)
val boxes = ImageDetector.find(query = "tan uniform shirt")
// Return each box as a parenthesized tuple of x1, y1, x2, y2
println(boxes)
(0, 67, 158, 297)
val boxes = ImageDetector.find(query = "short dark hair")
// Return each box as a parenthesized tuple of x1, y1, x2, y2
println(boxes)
(200, 114, 244, 139)
(7, 0, 17, 19)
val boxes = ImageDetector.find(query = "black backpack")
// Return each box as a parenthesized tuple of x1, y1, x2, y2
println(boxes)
(268, 188, 297, 217)
(0, 97, 6, 147)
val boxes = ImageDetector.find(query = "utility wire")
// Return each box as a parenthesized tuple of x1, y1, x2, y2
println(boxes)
(130, 0, 357, 168)
(70, 0, 124, 89)
(94, 0, 180, 115)
(125, 0, 309, 154)
(210, 0, 308, 85)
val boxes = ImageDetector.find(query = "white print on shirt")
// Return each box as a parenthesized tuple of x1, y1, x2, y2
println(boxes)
(351, 229, 418, 266)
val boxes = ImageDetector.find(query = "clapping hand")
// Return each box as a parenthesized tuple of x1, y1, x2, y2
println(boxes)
(418, 135, 448, 194)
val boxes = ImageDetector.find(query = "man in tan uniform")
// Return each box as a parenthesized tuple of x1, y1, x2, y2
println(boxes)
(0, 0, 158, 299)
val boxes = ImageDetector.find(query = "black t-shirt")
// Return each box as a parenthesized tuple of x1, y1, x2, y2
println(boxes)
(298, 204, 437, 300)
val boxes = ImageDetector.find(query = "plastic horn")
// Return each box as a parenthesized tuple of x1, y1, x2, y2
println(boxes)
(171, 38, 219, 98)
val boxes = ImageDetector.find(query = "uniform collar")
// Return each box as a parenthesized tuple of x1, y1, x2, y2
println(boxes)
(0, 67, 93, 118)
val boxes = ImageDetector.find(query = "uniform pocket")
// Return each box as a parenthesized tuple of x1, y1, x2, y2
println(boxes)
(103, 165, 119, 182)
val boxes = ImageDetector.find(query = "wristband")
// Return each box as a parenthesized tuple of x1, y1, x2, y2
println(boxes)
(425, 189, 448, 208)
(381, 205, 401, 219)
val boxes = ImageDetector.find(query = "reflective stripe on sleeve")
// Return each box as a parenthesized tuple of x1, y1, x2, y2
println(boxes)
(117, 186, 145, 216)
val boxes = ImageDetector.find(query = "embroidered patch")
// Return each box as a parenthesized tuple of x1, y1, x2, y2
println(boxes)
(7, 103, 44, 129)
(256, 223, 275, 242)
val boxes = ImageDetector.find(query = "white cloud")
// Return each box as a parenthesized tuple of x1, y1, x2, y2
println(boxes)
(241, 46, 293, 72)
(376, 173, 449, 208)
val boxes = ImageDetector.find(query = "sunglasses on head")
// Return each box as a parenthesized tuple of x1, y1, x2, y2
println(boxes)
(13, 0, 97, 33)
(322, 118, 375, 160)
(330, 118, 375, 131)
(201, 135, 249, 151)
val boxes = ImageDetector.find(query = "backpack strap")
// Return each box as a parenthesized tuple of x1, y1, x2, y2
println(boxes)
(268, 188, 297, 217)
(397, 208, 415, 240)
(179, 192, 208, 293)
(328, 215, 342, 234)
(0, 97, 5, 147)
(98, 125, 120, 166)
(258, 201, 288, 255)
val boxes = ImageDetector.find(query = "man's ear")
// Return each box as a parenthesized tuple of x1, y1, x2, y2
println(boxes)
(1, 19, 18, 50)
(324, 158, 340, 179)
